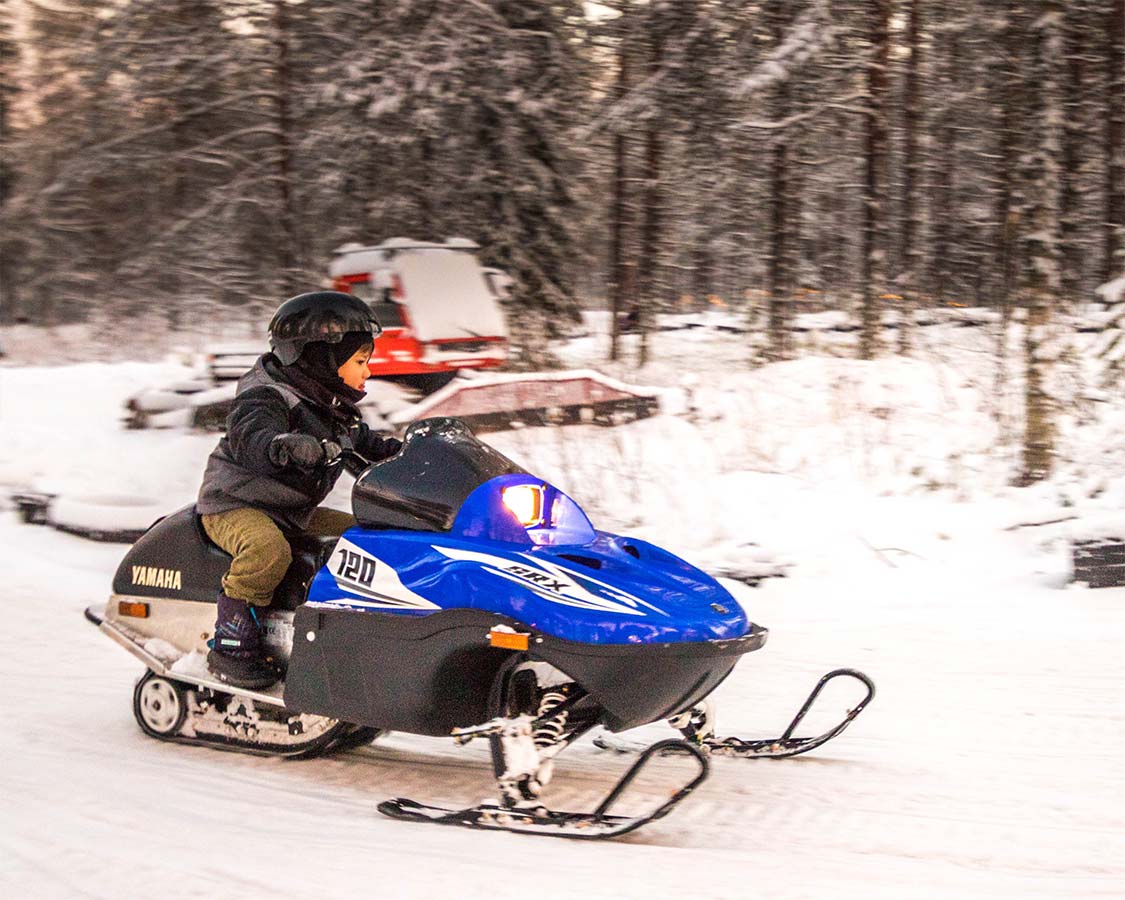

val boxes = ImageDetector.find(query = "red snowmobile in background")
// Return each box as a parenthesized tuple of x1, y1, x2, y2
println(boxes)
(328, 237, 511, 393)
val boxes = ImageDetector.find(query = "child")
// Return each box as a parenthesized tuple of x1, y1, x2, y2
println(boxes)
(197, 291, 402, 689)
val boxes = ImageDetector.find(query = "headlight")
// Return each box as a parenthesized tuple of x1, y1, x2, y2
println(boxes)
(502, 484, 544, 527)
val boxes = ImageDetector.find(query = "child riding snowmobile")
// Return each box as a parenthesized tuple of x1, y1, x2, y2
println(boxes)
(86, 302, 875, 839)
(196, 291, 401, 689)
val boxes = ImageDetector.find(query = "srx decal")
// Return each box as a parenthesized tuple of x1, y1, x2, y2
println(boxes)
(506, 564, 567, 593)
(433, 546, 666, 617)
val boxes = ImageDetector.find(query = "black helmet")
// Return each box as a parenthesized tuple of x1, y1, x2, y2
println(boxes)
(268, 291, 382, 366)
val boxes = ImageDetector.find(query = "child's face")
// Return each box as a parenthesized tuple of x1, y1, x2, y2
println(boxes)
(337, 346, 373, 391)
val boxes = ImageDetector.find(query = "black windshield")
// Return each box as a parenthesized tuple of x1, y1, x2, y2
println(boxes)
(352, 417, 526, 532)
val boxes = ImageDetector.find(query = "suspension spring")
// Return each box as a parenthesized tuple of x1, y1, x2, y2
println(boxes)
(533, 690, 570, 749)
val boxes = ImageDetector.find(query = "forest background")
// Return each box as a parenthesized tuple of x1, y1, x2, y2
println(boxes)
(0, 0, 1123, 485)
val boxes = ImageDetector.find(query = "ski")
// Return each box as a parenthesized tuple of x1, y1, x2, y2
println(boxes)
(595, 668, 875, 760)
(378, 738, 708, 840)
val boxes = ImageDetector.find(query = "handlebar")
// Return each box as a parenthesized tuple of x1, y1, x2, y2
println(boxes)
(323, 441, 372, 478)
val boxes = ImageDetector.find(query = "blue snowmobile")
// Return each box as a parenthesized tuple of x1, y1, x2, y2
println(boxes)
(86, 417, 873, 839)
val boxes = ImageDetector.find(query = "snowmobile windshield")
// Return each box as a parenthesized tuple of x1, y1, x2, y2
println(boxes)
(351, 417, 527, 532)
(449, 475, 597, 547)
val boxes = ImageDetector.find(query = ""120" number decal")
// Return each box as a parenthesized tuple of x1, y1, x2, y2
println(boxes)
(335, 548, 376, 587)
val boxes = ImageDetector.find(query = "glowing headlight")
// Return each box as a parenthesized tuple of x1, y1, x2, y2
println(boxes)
(502, 484, 544, 527)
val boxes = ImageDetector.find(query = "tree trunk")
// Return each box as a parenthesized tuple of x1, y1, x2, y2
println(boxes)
(608, 17, 635, 362)
(931, 25, 960, 307)
(1020, 2, 1065, 485)
(766, 1, 792, 362)
(859, 0, 890, 360)
(1106, 0, 1125, 279)
(636, 14, 663, 368)
(0, 1, 18, 324)
(1059, 5, 1084, 303)
(273, 0, 299, 292)
(692, 238, 713, 312)
(994, 13, 1020, 316)
(898, 0, 922, 354)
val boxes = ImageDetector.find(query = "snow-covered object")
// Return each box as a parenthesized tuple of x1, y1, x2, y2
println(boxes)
(330, 238, 505, 341)
(328, 238, 508, 379)
(1093, 274, 1125, 384)
(127, 380, 212, 414)
(391, 369, 664, 430)
(1065, 512, 1125, 543)
(49, 493, 166, 539)
(1097, 274, 1125, 307)
(141, 637, 184, 667)
(204, 342, 260, 381)
(384, 248, 506, 343)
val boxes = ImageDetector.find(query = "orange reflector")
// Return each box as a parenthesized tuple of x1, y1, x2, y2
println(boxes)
(118, 601, 150, 619)
(489, 629, 529, 651)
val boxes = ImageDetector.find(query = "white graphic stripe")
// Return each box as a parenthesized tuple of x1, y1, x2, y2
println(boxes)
(433, 545, 663, 618)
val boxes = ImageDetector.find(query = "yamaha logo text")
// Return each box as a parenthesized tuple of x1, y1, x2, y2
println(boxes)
(131, 566, 182, 590)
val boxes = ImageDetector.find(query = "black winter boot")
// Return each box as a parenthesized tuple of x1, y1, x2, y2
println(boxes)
(207, 593, 280, 690)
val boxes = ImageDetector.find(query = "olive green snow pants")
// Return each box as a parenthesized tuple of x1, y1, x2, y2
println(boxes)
(201, 507, 355, 606)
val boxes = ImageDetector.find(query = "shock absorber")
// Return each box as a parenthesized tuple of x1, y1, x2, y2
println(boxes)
(533, 689, 570, 749)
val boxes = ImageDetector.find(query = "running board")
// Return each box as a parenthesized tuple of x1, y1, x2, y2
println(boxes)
(84, 604, 286, 707)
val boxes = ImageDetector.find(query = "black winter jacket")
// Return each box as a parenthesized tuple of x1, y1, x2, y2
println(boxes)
(197, 354, 400, 530)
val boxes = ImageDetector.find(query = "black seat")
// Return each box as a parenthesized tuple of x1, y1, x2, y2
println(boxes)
(111, 505, 341, 610)
(274, 531, 341, 611)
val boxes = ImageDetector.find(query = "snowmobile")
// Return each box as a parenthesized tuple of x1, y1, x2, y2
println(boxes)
(85, 417, 874, 840)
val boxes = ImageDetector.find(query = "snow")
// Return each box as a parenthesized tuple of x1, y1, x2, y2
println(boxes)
(50, 494, 168, 533)
(1096, 273, 1125, 306)
(1, 315, 1124, 898)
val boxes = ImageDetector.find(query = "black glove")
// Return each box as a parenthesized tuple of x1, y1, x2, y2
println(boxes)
(269, 433, 324, 468)
(322, 440, 343, 463)
(381, 436, 403, 457)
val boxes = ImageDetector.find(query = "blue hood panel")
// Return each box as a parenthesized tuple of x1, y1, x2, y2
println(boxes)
(308, 528, 749, 646)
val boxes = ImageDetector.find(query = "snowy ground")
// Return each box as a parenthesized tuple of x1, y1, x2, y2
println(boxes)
(1, 317, 1123, 899)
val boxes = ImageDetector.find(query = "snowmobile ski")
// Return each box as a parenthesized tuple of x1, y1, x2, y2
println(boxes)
(595, 668, 875, 760)
(378, 738, 709, 840)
